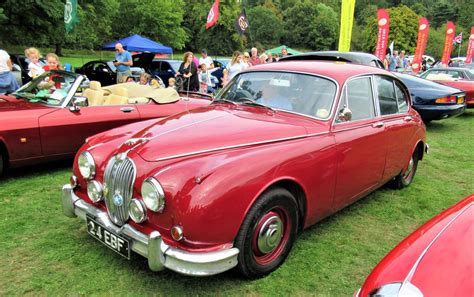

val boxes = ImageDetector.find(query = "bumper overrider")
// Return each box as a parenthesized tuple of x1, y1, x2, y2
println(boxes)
(62, 184, 239, 276)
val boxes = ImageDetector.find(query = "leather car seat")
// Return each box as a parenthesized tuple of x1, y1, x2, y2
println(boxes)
(83, 81, 104, 106)
(104, 87, 129, 105)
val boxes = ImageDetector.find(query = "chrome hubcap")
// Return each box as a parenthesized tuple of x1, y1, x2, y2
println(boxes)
(257, 215, 283, 254)
(403, 157, 414, 179)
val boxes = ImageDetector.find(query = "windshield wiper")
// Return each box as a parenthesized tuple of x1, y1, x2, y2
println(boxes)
(236, 98, 275, 112)
(212, 98, 237, 105)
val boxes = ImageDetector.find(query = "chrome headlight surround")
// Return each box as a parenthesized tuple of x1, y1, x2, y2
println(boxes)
(141, 177, 165, 212)
(87, 180, 103, 203)
(129, 199, 147, 223)
(78, 151, 96, 180)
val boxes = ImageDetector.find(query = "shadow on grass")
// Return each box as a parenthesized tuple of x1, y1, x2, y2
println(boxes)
(425, 121, 451, 131)
(3, 159, 73, 180)
(459, 109, 473, 118)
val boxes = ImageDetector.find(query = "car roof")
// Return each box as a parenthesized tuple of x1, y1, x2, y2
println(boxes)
(247, 61, 394, 84)
(426, 67, 469, 72)
(279, 51, 381, 62)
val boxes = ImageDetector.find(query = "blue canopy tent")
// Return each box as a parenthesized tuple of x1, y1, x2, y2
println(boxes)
(102, 34, 173, 54)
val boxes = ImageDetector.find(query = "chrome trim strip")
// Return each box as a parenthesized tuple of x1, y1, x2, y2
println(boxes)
(153, 131, 330, 162)
(61, 75, 86, 108)
(62, 184, 239, 276)
(402, 202, 473, 286)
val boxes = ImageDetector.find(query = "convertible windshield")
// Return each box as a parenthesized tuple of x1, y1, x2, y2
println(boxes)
(216, 71, 337, 119)
(14, 71, 78, 106)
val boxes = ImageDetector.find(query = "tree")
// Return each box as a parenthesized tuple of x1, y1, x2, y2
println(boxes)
(428, 1, 459, 29)
(111, 0, 187, 49)
(360, 5, 419, 54)
(247, 6, 284, 47)
(283, 0, 338, 50)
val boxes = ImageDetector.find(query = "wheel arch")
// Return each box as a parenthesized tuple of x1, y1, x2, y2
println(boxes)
(415, 140, 425, 161)
(262, 179, 307, 233)
(0, 140, 10, 171)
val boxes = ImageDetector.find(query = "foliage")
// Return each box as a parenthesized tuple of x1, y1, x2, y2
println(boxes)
(360, 5, 419, 54)
(247, 6, 284, 48)
(428, 1, 459, 29)
(111, 0, 187, 49)
(0, 107, 472, 295)
(283, 0, 338, 50)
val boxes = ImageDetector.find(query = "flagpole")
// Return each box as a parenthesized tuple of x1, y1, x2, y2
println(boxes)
(458, 41, 461, 58)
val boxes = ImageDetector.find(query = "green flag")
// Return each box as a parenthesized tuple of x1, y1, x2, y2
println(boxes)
(64, 0, 78, 33)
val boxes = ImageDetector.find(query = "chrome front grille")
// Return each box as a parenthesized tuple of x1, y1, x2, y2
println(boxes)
(103, 155, 136, 226)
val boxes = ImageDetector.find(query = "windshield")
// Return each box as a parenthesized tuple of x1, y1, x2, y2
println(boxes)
(216, 71, 337, 119)
(14, 71, 79, 106)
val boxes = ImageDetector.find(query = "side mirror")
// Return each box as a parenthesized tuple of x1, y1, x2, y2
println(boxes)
(69, 96, 88, 112)
(337, 107, 352, 122)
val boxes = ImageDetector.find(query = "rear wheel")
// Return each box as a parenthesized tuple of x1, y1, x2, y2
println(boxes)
(390, 149, 419, 189)
(235, 188, 299, 278)
(0, 153, 4, 176)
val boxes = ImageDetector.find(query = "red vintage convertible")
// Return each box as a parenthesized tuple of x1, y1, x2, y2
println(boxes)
(62, 61, 428, 278)
(0, 70, 211, 175)
(356, 194, 473, 297)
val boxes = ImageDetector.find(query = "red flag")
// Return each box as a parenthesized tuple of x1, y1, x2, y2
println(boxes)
(441, 21, 456, 66)
(465, 27, 474, 64)
(374, 9, 390, 62)
(411, 17, 429, 74)
(206, 0, 219, 30)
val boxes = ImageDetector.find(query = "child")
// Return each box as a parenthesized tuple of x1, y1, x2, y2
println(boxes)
(199, 63, 216, 94)
(138, 73, 151, 85)
(24, 47, 44, 78)
(43, 53, 61, 89)
(168, 77, 176, 89)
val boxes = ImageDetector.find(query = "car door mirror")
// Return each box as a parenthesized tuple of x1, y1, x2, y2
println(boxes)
(69, 96, 88, 112)
(337, 107, 352, 122)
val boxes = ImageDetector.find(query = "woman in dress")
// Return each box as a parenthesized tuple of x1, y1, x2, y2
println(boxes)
(176, 52, 199, 92)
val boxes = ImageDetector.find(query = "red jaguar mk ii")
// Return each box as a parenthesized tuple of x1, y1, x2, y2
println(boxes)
(62, 62, 428, 278)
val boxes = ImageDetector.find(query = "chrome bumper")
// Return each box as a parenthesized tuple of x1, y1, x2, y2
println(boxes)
(62, 184, 239, 276)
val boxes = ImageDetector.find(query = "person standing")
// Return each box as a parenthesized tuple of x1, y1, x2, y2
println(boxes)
(114, 43, 132, 83)
(0, 48, 19, 94)
(266, 52, 276, 63)
(177, 52, 199, 92)
(199, 49, 213, 68)
(249, 47, 261, 66)
(223, 51, 243, 85)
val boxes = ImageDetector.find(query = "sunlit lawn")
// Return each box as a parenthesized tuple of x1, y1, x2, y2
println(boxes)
(0, 110, 472, 296)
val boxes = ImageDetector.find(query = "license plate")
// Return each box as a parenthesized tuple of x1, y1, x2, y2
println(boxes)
(86, 215, 130, 259)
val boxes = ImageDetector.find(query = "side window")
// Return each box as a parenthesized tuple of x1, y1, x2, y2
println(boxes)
(376, 76, 398, 115)
(394, 82, 409, 113)
(337, 77, 375, 122)
(161, 62, 172, 72)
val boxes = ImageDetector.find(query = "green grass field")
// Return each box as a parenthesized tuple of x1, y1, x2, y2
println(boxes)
(0, 110, 473, 296)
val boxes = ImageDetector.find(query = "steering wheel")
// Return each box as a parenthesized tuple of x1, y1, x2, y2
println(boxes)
(233, 89, 254, 102)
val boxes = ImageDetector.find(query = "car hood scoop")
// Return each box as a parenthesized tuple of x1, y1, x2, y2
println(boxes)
(132, 106, 308, 162)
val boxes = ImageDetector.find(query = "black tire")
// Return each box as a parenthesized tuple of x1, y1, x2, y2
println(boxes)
(390, 149, 419, 189)
(235, 187, 299, 278)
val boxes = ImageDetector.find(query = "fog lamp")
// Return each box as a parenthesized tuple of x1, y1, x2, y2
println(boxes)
(129, 199, 147, 223)
(87, 180, 103, 203)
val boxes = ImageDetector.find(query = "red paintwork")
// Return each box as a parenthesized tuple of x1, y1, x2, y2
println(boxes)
(72, 61, 426, 252)
(359, 195, 474, 297)
(0, 94, 210, 169)
(433, 80, 474, 107)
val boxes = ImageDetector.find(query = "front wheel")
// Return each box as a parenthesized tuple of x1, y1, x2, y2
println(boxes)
(390, 149, 419, 189)
(235, 188, 299, 278)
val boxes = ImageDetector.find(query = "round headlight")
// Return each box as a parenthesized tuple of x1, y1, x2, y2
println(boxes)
(141, 177, 165, 212)
(129, 199, 147, 223)
(78, 151, 96, 180)
(87, 180, 103, 203)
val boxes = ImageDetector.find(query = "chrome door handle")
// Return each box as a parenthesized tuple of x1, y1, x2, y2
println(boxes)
(404, 116, 413, 122)
(120, 107, 135, 113)
(372, 121, 385, 128)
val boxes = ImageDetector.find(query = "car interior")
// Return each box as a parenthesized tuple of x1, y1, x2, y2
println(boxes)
(81, 81, 180, 106)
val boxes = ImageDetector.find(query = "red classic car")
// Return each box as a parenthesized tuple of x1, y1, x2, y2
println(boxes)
(356, 194, 473, 297)
(419, 68, 474, 108)
(0, 70, 211, 175)
(62, 61, 428, 278)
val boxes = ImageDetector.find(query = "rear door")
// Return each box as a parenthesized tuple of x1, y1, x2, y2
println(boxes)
(332, 76, 387, 209)
(39, 104, 140, 156)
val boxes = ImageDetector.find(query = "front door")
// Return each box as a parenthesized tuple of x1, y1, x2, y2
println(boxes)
(332, 76, 387, 209)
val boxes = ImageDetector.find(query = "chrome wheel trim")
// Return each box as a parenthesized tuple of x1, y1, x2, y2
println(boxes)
(403, 157, 414, 180)
(257, 215, 283, 254)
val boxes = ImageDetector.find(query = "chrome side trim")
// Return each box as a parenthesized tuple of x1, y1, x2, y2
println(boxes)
(61, 184, 239, 276)
(61, 75, 86, 108)
(153, 131, 330, 162)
